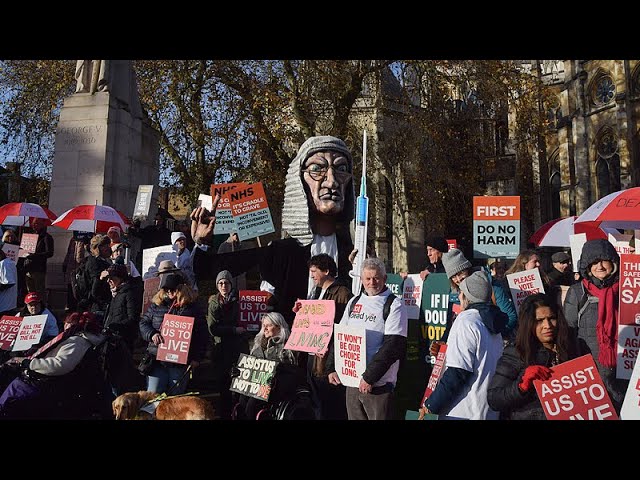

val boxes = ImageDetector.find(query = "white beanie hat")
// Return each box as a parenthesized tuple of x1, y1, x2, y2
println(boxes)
(459, 270, 492, 304)
(442, 248, 472, 279)
(171, 232, 186, 245)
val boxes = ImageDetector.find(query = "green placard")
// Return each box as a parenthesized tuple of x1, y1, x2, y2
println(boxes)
(385, 273, 404, 296)
(420, 273, 451, 365)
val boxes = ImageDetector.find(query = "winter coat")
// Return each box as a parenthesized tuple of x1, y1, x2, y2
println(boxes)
(250, 335, 296, 364)
(84, 255, 111, 311)
(103, 281, 142, 351)
(563, 238, 627, 410)
(487, 344, 557, 420)
(139, 299, 207, 363)
(207, 291, 249, 375)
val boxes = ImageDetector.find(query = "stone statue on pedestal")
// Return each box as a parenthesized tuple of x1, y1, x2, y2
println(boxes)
(75, 60, 109, 94)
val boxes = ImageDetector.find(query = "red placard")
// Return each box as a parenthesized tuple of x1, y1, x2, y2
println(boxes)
(534, 354, 618, 420)
(421, 345, 447, 406)
(446, 239, 457, 250)
(156, 314, 194, 364)
(239, 290, 272, 333)
(619, 254, 640, 326)
(0, 316, 24, 350)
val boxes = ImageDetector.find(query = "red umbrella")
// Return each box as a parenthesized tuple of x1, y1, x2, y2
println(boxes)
(51, 205, 131, 233)
(529, 216, 613, 247)
(0, 202, 57, 227)
(575, 187, 640, 229)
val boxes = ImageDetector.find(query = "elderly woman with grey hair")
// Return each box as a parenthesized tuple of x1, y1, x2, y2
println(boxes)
(235, 312, 304, 419)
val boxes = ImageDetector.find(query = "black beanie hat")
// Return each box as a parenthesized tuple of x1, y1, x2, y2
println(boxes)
(425, 235, 449, 254)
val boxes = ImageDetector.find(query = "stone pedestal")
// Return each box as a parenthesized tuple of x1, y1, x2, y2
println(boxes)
(46, 62, 160, 309)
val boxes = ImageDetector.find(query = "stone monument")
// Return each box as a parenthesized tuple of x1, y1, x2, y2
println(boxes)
(47, 60, 160, 308)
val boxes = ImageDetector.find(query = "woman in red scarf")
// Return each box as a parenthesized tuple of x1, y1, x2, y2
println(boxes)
(563, 239, 628, 413)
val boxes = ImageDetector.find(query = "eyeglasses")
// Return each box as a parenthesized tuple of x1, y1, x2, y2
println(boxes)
(301, 164, 352, 182)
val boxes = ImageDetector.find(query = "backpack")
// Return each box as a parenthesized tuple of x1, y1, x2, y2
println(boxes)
(72, 258, 92, 302)
(347, 292, 397, 321)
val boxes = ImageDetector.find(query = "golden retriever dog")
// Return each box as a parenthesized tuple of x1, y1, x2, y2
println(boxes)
(112, 391, 216, 420)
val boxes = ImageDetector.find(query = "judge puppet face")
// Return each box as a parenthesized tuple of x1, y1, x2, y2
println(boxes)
(302, 151, 352, 216)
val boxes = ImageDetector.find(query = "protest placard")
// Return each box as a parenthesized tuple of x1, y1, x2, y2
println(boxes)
(534, 354, 618, 420)
(333, 323, 366, 388)
(473, 196, 520, 259)
(420, 273, 451, 365)
(132, 185, 153, 219)
(285, 300, 335, 354)
(229, 353, 278, 401)
(1, 243, 19, 262)
(156, 314, 194, 364)
(620, 344, 640, 419)
(19, 233, 38, 258)
(0, 316, 23, 350)
(141, 245, 178, 280)
(421, 344, 447, 406)
(142, 276, 161, 315)
(12, 314, 47, 351)
(507, 268, 545, 311)
(385, 273, 404, 297)
(569, 233, 587, 273)
(608, 231, 633, 255)
(197, 194, 213, 211)
(617, 325, 640, 380)
(239, 290, 272, 333)
(211, 182, 246, 235)
(229, 182, 275, 241)
(619, 254, 640, 326)
(402, 274, 423, 320)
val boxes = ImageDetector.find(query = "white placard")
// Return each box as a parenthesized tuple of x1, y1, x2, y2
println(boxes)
(569, 233, 587, 273)
(333, 323, 367, 388)
(197, 194, 213, 211)
(1, 243, 19, 262)
(141, 245, 178, 280)
(506, 268, 545, 311)
(402, 274, 424, 320)
(617, 325, 640, 380)
(12, 314, 47, 351)
(608, 232, 633, 255)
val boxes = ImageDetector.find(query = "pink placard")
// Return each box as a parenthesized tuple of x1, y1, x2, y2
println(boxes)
(19, 233, 38, 257)
(619, 254, 640, 326)
(239, 290, 272, 333)
(156, 314, 194, 364)
(421, 345, 447, 406)
(285, 300, 335, 354)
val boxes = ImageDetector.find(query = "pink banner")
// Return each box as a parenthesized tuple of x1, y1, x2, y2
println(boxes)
(534, 354, 618, 420)
(619, 254, 640, 326)
(156, 314, 194, 364)
(285, 300, 335, 354)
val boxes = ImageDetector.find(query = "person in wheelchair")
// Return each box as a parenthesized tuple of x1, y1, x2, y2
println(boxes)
(0, 311, 111, 419)
(234, 312, 313, 420)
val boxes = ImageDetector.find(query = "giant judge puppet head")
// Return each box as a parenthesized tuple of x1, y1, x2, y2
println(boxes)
(281, 136, 355, 245)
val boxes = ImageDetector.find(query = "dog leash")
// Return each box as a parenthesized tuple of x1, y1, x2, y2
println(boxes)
(142, 364, 195, 407)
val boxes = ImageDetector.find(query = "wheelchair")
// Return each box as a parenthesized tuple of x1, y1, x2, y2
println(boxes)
(231, 363, 317, 421)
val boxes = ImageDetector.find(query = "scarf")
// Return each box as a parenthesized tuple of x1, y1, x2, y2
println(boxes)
(28, 324, 80, 359)
(583, 278, 619, 368)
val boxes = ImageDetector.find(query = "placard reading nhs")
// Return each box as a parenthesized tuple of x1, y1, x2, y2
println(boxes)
(473, 196, 520, 259)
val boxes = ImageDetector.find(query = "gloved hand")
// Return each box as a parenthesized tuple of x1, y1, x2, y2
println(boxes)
(518, 365, 553, 392)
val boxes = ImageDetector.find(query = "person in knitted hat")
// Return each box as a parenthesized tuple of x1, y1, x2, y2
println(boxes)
(422, 270, 506, 419)
(207, 268, 244, 419)
(190, 135, 356, 324)
(419, 235, 449, 280)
